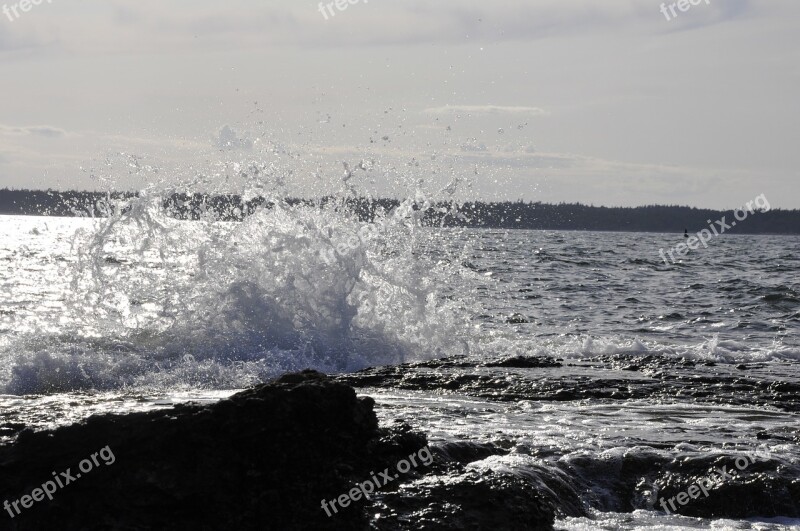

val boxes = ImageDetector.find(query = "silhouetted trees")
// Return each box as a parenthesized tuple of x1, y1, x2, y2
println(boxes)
(0, 189, 136, 217)
(423, 201, 800, 235)
(1, 189, 798, 235)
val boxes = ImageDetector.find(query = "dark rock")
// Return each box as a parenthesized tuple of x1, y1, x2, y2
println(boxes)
(647, 454, 800, 519)
(372, 470, 555, 531)
(0, 371, 558, 531)
(338, 354, 800, 413)
(561, 449, 800, 519)
(484, 356, 562, 369)
(0, 423, 26, 438)
(0, 371, 402, 530)
(437, 441, 508, 464)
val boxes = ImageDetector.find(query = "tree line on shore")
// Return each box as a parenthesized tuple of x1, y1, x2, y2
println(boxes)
(1, 188, 798, 235)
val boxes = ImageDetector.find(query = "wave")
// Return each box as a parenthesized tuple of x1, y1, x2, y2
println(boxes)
(473, 334, 800, 365)
(1, 196, 476, 394)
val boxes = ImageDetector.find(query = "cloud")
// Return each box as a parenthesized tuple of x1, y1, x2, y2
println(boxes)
(0, 125, 66, 138)
(425, 105, 548, 116)
(0, 0, 675, 53)
(25, 126, 66, 138)
(0, 0, 776, 56)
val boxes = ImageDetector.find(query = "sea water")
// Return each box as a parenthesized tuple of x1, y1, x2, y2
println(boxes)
(0, 208, 798, 529)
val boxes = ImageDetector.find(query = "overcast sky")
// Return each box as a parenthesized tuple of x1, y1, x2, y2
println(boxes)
(1, 0, 798, 208)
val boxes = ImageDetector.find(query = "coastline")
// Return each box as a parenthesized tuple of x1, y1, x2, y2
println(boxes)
(1, 356, 798, 530)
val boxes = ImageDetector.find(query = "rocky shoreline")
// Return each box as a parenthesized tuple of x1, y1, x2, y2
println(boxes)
(338, 354, 800, 520)
(0, 370, 557, 530)
(1, 355, 798, 530)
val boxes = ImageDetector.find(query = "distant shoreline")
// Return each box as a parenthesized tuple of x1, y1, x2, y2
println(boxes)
(1, 189, 799, 235)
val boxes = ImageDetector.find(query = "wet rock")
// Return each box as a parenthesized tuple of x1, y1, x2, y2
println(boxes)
(372, 470, 556, 531)
(648, 453, 800, 519)
(563, 450, 800, 519)
(338, 354, 800, 412)
(484, 356, 562, 369)
(0, 371, 412, 530)
(0, 423, 26, 439)
(0, 371, 559, 531)
(437, 441, 508, 464)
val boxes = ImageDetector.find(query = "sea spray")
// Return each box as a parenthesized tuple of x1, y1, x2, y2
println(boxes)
(3, 190, 475, 394)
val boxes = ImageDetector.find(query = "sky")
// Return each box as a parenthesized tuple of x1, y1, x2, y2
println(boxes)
(0, 0, 798, 208)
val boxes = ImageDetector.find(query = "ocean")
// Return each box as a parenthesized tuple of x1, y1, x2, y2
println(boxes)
(0, 206, 798, 530)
